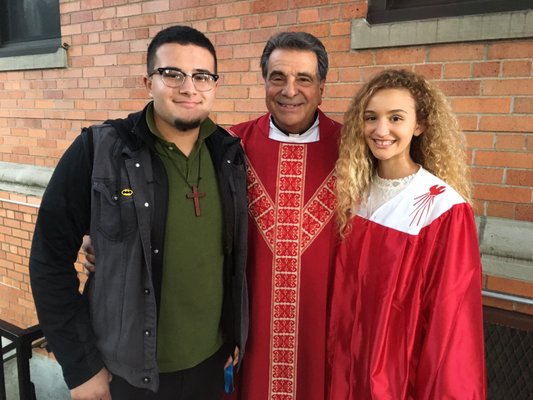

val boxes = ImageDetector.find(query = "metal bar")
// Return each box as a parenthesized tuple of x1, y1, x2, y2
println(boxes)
(482, 289, 533, 306)
(0, 323, 42, 400)
(0, 346, 6, 400)
(15, 340, 36, 400)
(0, 198, 40, 209)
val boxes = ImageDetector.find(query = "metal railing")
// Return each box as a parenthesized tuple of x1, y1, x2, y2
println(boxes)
(0, 320, 42, 400)
(483, 289, 533, 306)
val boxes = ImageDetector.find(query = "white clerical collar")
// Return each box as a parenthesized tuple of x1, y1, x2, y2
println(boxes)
(268, 115, 320, 143)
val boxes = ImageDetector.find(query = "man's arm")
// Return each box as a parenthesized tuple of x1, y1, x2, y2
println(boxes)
(29, 133, 106, 390)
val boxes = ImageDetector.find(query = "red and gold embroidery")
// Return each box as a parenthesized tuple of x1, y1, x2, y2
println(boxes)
(247, 143, 336, 400)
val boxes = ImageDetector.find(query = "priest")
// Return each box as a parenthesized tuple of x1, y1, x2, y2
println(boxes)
(227, 31, 342, 400)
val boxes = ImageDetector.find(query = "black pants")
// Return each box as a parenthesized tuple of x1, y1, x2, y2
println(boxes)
(110, 346, 227, 400)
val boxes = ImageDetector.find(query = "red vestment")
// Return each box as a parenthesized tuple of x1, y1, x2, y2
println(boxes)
(228, 110, 341, 400)
(327, 168, 486, 399)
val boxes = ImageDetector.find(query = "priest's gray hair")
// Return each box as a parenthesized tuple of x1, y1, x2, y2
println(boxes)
(260, 31, 329, 82)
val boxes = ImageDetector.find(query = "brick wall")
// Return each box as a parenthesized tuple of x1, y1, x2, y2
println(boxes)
(0, 0, 532, 327)
(0, 194, 40, 327)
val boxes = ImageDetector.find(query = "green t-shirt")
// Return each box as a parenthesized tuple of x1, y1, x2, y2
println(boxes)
(146, 104, 224, 371)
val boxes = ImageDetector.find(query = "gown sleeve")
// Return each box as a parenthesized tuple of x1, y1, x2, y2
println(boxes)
(415, 204, 486, 399)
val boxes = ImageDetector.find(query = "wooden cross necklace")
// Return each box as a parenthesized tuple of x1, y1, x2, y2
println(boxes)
(186, 185, 205, 217)
(170, 148, 205, 217)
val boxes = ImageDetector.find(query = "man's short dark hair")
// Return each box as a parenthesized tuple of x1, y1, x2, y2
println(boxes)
(146, 25, 217, 74)
(260, 31, 329, 81)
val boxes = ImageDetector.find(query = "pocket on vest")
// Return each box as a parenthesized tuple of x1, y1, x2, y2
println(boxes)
(93, 179, 137, 240)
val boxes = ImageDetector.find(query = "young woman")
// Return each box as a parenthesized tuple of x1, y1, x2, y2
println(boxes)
(327, 70, 486, 399)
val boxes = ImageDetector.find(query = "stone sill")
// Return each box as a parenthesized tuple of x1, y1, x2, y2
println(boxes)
(351, 10, 533, 50)
(0, 47, 67, 72)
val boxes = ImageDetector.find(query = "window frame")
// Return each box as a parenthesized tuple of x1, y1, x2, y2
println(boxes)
(367, 0, 533, 24)
(0, 0, 62, 58)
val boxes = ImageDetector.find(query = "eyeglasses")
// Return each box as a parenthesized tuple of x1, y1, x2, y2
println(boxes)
(149, 67, 219, 92)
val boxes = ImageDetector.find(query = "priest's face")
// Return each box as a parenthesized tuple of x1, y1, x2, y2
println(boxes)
(264, 49, 325, 135)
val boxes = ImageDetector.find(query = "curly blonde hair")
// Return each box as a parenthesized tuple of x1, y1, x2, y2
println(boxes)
(336, 69, 472, 235)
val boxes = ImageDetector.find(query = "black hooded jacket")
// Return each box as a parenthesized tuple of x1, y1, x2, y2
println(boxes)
(29, 104, 248, 391)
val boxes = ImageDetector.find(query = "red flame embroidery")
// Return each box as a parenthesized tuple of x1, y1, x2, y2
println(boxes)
(410, 185, 446, 226)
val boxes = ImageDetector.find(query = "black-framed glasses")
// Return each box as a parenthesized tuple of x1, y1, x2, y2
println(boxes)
(149, 67, 219, 92)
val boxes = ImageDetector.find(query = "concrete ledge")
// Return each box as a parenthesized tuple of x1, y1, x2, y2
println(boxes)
(351, 10, 533, 49)
(0, 161, 53, 197)
(0, 47, 67, 72)
(477, 216, 533, 283)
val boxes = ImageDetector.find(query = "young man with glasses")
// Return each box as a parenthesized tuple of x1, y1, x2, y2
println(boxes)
(29, 25, 248, 400)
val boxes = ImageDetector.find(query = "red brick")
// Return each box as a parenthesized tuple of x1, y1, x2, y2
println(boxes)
(429, 44, 485, 62)
(472, 62, 500, 77)
(319, 6, 341, 21)
(234, 99, 267, 113)
(184, 6, 216, 21)
(292, 23, 330, 38)
(218, 59, 251, 73)
(215, 86, 250, 99)
(474, 184, 531, 203)
(331, 52, 374, 68)
(376, 48, 425, 65)
(116, 3, 142, 17)
(128, 15, 156, 28)
(479, 116, 533, 133)
(502, 60, 532, 77)
(483, 79, 533, 96)
(513, 98, 533, 114)
(516, 204, 533, 222)
(506, 170, 533, 187)
(224, 18, 241, 31)
(475, 150, 532, 169)
(330, 21, 351, 36)
(215, 31, 251, 46)
(252, 0, 288, 13)
(92, 7, 117, 20)
(81, 0, 104, 10)
(141, 0, 170, 13)
(81, 20, 104, 34)
(298, 9, 319, 24)
(241, 15, 258, 30)
(61, 2, 82, 13)
(435, 80, 481, 96)
(216, 2, 252, 17)
(341, 2, 367, 18)
(326, 83, 359, 99)
(278, 12, 297, 26)
(470, 167, 503, 184)
(414, 64, 442, 79)
(322, 37, 351, 53)
(488, 40, 533, 59)
(495, 135, 527, 151)
(444, 63, 472, 79)
(70, 11, 94, 24)
(452, 98, 511, 114)
(169, 0, 199, 7)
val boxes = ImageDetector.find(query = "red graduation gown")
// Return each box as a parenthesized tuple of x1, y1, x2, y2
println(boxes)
(228, 110, 341, 400)
(327, 168, 486, 399)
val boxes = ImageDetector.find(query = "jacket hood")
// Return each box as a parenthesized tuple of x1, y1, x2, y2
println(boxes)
(103, 103, 154, 152)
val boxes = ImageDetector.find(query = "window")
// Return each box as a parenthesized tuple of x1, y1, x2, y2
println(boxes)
(368, 0, 533, 24)
(0, 0, 61, 57)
